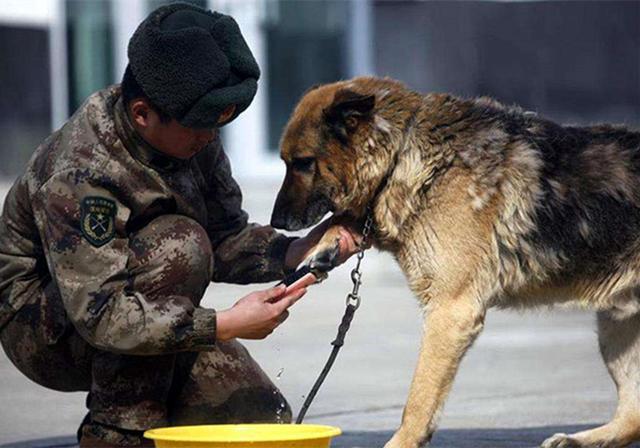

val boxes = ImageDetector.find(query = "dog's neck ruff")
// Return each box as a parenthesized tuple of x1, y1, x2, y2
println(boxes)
(366, 102, 423, 233)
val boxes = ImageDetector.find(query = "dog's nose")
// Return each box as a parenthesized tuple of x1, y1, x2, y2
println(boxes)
(270, 212, 287, 229)
(270, 193, 290, 229)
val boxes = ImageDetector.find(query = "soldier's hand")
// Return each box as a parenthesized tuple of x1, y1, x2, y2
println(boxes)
(216, 277, 315, 341)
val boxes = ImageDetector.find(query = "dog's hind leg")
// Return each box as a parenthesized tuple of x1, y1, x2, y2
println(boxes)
(384, 290, 486, 448)
(541, 310, 640, 448)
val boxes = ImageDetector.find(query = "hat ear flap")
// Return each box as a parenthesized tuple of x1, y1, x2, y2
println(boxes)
(323, 89, 375, 143)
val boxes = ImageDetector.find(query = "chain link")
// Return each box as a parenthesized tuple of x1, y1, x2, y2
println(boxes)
(345, 212, 373, 309)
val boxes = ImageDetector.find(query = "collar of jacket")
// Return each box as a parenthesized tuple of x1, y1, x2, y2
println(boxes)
(113, 95, 190, 172)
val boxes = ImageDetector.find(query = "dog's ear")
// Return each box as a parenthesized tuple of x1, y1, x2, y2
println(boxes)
(323, 89, 375, 142)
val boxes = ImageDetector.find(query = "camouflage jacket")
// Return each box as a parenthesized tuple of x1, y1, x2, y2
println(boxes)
(0, 86, 295, 354)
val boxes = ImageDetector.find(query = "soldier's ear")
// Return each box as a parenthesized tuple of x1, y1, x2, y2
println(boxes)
(323, 89, 375, 142)
(129, 99, 153, 128)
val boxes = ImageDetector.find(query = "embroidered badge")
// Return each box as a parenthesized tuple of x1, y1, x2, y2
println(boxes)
(80, 196, 117, 247)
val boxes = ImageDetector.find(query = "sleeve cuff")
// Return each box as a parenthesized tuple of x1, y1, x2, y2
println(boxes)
(268, 234, 300, 276)
(188, 307, 217, 350)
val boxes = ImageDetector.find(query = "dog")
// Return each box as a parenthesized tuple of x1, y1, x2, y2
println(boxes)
(270, 76, 640, 447)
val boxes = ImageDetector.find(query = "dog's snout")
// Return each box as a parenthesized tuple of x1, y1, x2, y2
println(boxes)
(271, 191, 290, 229)
(270, 213, 287, 229)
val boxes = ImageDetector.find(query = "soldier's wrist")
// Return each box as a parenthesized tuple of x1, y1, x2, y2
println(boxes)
(215, 308, 236, 341)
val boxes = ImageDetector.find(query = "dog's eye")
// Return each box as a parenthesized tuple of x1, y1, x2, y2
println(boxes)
(291, 157, 316, 172)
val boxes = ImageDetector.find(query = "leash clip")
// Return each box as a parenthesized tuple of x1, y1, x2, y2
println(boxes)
(346, 292, 361, 310)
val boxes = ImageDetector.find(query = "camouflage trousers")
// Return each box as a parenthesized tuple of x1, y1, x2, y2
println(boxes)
(0, 215, 292, 445)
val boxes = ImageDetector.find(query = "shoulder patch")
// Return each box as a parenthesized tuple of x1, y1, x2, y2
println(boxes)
(80, 196, 117, 247)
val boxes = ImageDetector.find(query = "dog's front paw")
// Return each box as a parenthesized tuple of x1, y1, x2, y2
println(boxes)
(384, 431, 429, 448)
(305, 237, 341, 275)
(541, 433, 582, 448)
(383, 434, 404, 448)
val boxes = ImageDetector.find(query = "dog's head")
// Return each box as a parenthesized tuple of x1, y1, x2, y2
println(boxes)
(271, 78, 394, 231)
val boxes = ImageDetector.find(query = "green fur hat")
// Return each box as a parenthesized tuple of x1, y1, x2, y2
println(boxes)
(128, 2, 260, 128)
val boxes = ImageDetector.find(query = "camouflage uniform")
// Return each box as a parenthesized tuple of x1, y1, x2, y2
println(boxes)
(0, 86, 295, 444)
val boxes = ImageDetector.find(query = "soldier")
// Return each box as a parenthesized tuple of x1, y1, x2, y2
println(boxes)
(0, 3, 361, 447)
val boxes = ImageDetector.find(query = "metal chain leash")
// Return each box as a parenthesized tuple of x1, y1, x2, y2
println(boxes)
(344, 212, 374, 311)
(296, 211, 374, 424)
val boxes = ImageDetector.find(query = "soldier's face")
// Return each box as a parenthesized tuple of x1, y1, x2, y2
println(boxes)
(148, 114, 216, 159)
(129, 100, 235, 159)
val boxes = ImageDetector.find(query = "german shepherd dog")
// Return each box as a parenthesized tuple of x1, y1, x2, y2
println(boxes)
(270, 76, 640, 447)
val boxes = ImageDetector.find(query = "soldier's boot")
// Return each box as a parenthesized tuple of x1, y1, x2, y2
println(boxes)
(79, 435, 150, 448)
(78, 421, 155, 447)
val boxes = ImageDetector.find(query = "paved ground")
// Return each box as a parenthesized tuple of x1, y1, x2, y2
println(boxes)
(0, 179, 626, 447)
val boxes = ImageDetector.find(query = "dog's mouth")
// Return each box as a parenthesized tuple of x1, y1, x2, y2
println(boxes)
(270, 192, 334, 231)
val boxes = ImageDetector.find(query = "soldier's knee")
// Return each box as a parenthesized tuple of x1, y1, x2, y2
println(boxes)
(129, 215, 213, 301)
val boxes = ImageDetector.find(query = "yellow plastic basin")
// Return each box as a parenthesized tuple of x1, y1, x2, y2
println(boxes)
(144, 424, 342, 448)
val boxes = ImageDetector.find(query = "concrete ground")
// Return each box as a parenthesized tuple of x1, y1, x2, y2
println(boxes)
(0, 179, 628, 447)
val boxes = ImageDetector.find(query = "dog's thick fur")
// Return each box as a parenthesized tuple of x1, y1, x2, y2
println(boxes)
(270, 76, 640, 448)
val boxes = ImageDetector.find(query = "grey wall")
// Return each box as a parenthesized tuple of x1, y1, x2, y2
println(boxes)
(374, 1, 640, 126)
(0, 26, 51, 178)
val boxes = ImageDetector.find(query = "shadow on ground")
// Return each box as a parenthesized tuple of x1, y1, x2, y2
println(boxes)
(4, 426, 640, 448)
(335, 425, 640, 448)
